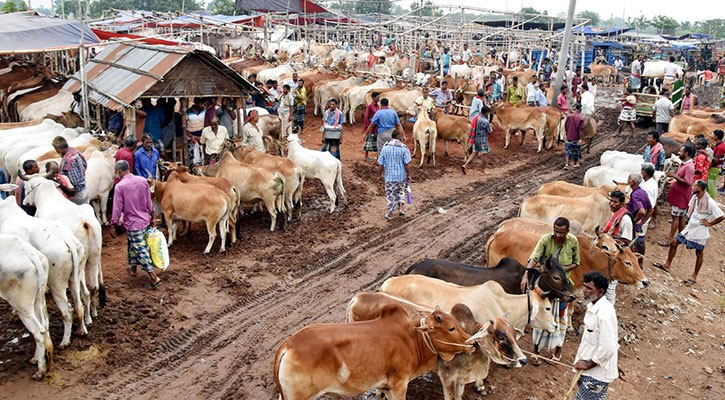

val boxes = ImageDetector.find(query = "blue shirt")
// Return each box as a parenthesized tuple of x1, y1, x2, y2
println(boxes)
(324, 109, 344, 125)
(370, 107, 400, 134)
(0, 167, 7, 200)
(643, 145, 666, 170)
(491, 82, 503, 101)
(142, 105, 164, 142)
(377, 140, 411, 182)
(442, 53, 451, 68)
(134, 147, 160, 179)
(535, 89, 548, 107)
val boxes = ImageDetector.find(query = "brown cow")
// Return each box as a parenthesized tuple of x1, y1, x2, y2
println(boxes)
(492, 103, 547, 152)
(540, 106, 565, 148)
(231, 145, 305, 218)
(668, 114, 725, 136)
(433, 109, 469, 158)
(519, 192, 610, 235)
(537, 180, 620, 200)
(148, 179, 230, 254)
(274, 304, 473, 400)
(580, 117, 598, 153)
(12, 79, 64, 120)
(661, 131, 695, 144)
(346, 293, 526, 399)
(589, 65, 617, 85)
(485, 228, 649, 290)
(501, 68, 535, 85)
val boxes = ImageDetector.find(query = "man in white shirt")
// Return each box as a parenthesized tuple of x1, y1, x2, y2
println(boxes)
(640, 163, 659, 232)
(589, 80, 597, 98)
(460, 43, 472, 64)
(580, 84, 595, 117)
(655, 181, 724, 286)
(663, 56, 681, 89)
(525, 76, 538, 106)
(614, 57, 624, 71)
(652, 91, 674, 134)
(286, 72, 299, 91)
(630, 55, 643, 91)
(200, 117, 228, 164)
(574, 271, 622, 399)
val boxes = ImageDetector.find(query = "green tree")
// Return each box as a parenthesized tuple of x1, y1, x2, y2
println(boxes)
(693, 19, 725, 38)
(412, 0, 441, 17)
(354, 0, 391, 15)
(1, 0, 27, 12)
(57, 0, 205, 19)
(577, 10, 600, 26)
(520, 7, 546, 16)
(211, 0, 237, 15)
(650, 15, 679, 34)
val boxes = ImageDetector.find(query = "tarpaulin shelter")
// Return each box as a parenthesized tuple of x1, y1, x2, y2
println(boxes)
(475, 20, 566, 30)
(92, 29, 185, 46)
(0, 11, 100, 54)
(235, 0, 329, 14)
(565, 27, 632, 37)
(152, 14, 263, 29)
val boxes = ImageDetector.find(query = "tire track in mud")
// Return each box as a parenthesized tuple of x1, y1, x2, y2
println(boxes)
(88, 128, 644, 400)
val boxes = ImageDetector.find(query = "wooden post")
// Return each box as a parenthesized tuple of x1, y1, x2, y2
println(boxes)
(126, 107, 136, 140)
(179, 97, 187, 165)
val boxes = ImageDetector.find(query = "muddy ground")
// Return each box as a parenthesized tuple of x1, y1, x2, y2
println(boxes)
(1, 87, 723, 400)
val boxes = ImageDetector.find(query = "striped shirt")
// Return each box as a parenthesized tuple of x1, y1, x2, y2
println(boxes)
(377, 139, 411, 182)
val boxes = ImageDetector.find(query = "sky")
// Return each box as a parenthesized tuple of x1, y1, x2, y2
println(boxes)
(26, 0, 725, 23)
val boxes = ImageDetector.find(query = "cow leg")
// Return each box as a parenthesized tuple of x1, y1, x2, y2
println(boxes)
(387, 379, 409, 400)
(444, 140, 449, 157)
(217, 215, 228, 253)
(99, 191, 110, 225)
(418, 140, 426, 168)
(69, 273, 88, 336)
(263, 196, 279, 231)
(16, 309, 50, 380)
(520, 129, 527, 146)
(504, 127, 511, 149)
(48, 276, 73, 348)
(412, 137, 418, 158)
(203, 219, 218, 254)
(324, 182, 337, 213)
(536, 128, 544, 153)
(440, 375, 456, 400)
(454, 382, 466, 400)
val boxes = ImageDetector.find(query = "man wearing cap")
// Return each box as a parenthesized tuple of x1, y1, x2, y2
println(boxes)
(53, 136, 88, 205)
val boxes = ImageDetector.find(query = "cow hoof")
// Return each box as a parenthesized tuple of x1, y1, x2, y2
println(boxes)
(30, 357, 37, 365)
(31, 371, 45, 381)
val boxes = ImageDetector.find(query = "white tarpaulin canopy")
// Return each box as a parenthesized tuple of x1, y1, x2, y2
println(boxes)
(0, 12, 99, 54)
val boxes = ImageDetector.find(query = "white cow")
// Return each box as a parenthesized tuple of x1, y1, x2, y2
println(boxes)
(85, 150, 116, 225)
(584, 165, 665, 190)
(0, 234, 53, 380)
(449, 64, 473, 79)
(601, 150, 681, 175)
(412, 107, 437, 167)
(20, 90, 74, 121)
(20, 175, 104, 325)
(3, 128, 80, 182)
(257, 64, 296, 84)
(0, 123, 65, 169)
(17, 133, 96, 174)
(342, 79, 393, 124)
(286, 133, 346, 212)
(0, 193, 86, 347)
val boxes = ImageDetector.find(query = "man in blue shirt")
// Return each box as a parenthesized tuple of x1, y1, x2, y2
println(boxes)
(441, 48, 451, 75)
(364, 98, 404, 150)
(377, 130, 411, 221)
(134, 134, 161, 179)
(141, 99, 165, 152)
(535, 82, 549, 107)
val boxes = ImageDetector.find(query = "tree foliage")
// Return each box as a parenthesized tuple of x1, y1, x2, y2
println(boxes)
(354, 0, 391, 15)
(577, 10, 600, 26)
(650, 15, 679, 33)
(1, 0, 28, 13)
(520, 7, 546, 16)
(55, 0, 204, 18)
(210, 0, 237, 15)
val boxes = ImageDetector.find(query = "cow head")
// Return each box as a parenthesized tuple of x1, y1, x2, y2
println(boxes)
(452, 305, 527, 368)
(16, 170, 56, 206)
(528, 288, 557, 333)
(286, 133, 302, 144)
(415, 305, 473, 362)
(594, 230, 649, 289)
(528, 255, 576, 302)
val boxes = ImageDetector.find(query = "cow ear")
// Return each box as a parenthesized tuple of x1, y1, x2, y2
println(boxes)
(634, 253, 644, 260)
(0, 183, 19, 192)
(595, 225, 602, 238)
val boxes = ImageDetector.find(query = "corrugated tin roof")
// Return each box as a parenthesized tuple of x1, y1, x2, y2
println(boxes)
(64, 42, 257, 111)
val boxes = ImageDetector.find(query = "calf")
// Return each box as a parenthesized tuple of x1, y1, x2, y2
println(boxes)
(406, 256, 575, 302)
(286, 134, 345, 212)
(412, 107, 437, 167)
(148, 179, 230, 254)
(274, 304, 473, 400)
(0, 234, 53, 380)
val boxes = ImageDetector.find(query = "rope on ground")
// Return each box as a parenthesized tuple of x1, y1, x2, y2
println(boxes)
(521, 349, 576, 369)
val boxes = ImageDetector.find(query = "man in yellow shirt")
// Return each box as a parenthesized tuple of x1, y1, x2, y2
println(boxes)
(506, 76, 525, 106)
(200, 117, 228, 164)
(413, 87, 436, 117)
(292, 79, 307, 131)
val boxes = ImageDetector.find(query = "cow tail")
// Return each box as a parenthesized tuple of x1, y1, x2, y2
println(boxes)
(335, 160, 346, 202)
(484, 235, 495, 266)
(274, 346, 288, 400)
(230, 187, 239, 224)
(87, 221, 106, 308)
(274, 173, 286, 220)
(293, 167, 305, 211)
(31, 250, 53, 362)
(66, 236, 82, 316)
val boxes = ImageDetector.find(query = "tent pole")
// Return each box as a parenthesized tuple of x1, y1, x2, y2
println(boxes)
(78, 0, 90, 131)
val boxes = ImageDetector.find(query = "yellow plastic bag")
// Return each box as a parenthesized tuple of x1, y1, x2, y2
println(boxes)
(145, 227, 170, 271)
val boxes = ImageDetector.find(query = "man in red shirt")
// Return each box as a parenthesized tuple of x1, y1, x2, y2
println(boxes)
(659, 144, 695, 247)
(564, 103, 584, 170)
(362, 92, 381, 161)
(711, 130, 725, 197)
(693, 138, 710, 183)
(114, 137, 137, 184)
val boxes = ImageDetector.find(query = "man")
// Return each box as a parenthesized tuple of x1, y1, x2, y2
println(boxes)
(588, 78, 598, 99)
(604, 190, 634, 303)
(680, 86, 698, 112)
(45, 161, 75, 199)
(630, 55, 643, 91)
(627, 173, 653, 265)
(564, 103, 585, 170)
(70, 92, 83, 116)
(711, 130, 725, 196)
(573, 271, 621, 400)
(200, 117, 228, 165)
(655, 181, 724, 285)
(557, 86, 570, 114)
(462, 106, 492, 175)
(286, 72, 299, 91)
(414, 87, 436, 116)
(535, 82, 548, 107)
(506, 76, 525, 107)
(652, 90, 673, 135)
(114, 137, 136, 184)
(522, 217, 580, 365)
(321, 99, 344, 160)
(216, 97, 237, 139)
(469, 89, 485, 121)
(110, 160, 162, 289)
(363, 92, 381, 161)
(365, 98, 404, 150)
(460, 43, 472, 64)
(693, 138, 711, 184)
(571, 71, 582, 99)
(278, 84, 294, 141)
(134, 134, 161, 178)
(541, 58, 553, 82)
(526, 76, 538, 106)
(643, 132, 666, 171)
(53, 136, 87, 205)
(580, 84, 595, 117)
(141, 98, 164, 151)
(430, 81, 453, 112)
(660, 144, 695, 246)
(640, 163, 660, 231)
(264, 79, 280, 115)
(663, 56, 679, 89)
(15, 160, 39, 215)
(614, 56, 624, 73)
(377, 130, 411, 221)
(440, 47, 451, 75)
(292, 79, 307, 130)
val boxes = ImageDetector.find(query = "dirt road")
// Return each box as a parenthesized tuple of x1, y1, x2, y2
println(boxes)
(1, 88, 723, 400)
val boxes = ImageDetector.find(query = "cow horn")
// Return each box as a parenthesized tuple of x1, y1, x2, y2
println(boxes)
(144, 169, 154, 179)
(17, 169, 29, 181)
(43, 169, 55, 179)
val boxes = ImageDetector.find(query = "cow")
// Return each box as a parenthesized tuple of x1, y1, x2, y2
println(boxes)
(274, 303, 473, 400)
(341, 79, 393, 124)
(148, 178, 230, 253)
(433, 109, 470, 158)
(381, 276, 557, 334)
(366, 88, 422, 116)
(519, 193, 610, 235)
(485, 227, 649, 290)
(580, 117, 599, 153)
(661, 131, 695, 144)
(449, 64, 473, 79)
(537, 181, 617, 202)
(20, 90, 74, 121)
(2, 126, 80, 181)
(406, 256, 575, 302)
(10, 78, 64, 121)
(257, 64, 296, 84)
(201, 152, 286, 231)
(84, 151, 115, 225)
(412, 107, 437, 167)
(0, 193, 86, 347)
(584, 165, 666, 193)
(601, 150, 680, 175)
(231, 145, 305, 219)
(668, 114, 724, 138)
(492, 103, 547, 152)
(501, 68, 535, 85)
(286, 134, 345, 213)
(589, 65, 617, 85)
(540, 106, 565, 148)
(165, 166, 239, 241)
(496, 217, 584, 237)
(0, 234, 53, 380)
(314, 76, 366, 116)
(19, 173, 104, 326)
(346, 293, 525, 399)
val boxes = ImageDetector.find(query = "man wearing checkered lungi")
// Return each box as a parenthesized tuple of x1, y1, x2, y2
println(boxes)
(292, 79, 307, 131)
(110, 160, 162, 289)
(573, 272, 625, 399)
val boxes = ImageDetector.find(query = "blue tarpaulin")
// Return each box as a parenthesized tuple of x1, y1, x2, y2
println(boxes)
(562, 27, 633, 37)
(0, 11, 99, 53)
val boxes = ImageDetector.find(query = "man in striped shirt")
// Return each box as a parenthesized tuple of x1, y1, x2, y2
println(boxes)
(377, 130, 411, 221)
